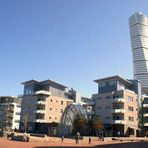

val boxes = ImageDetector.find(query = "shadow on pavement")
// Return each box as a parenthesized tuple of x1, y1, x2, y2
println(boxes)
(34, 142, 148, 148)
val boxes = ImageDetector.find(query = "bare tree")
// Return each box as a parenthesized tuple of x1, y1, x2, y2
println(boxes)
(22, 113, 28, 133)
(93, 116, 104, 136)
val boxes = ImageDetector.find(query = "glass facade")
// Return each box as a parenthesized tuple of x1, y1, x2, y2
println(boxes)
(59, 104, 86, 136)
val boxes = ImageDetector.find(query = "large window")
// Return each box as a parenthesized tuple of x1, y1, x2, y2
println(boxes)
(24, 88, 33, 95)
(109, 80, 116, 86)
(98, 82, 106, 87)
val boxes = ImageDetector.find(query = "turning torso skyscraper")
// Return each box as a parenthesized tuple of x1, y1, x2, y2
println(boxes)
(129, 12, 148, 93)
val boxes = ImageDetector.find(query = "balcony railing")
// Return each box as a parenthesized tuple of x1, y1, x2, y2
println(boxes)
(112, 120, 126, 124)
(36, 101, 46, 105)
(112, 98, 126, 103)
(35, 110, 45, 114)
(112, 109, 126, 114)
(35, 119, 46, 123)
(144, 123, 148, 126)
(143, 104, 148, 108)
(144, 113, 148, 117)
(33, 90, 51, 96)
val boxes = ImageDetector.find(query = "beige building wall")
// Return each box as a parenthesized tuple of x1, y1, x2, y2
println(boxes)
(45, 96, 72, 123)
(124, 90, 138, 127)
(21, 94, 73, 124)
(94, 89, 139, 136)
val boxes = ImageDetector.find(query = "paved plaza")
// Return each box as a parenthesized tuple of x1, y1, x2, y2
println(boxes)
(0, 137, 148, 148)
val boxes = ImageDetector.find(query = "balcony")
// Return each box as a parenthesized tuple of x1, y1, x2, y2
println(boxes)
(112, 120, 126, 124)
(35, 119, 46, 123)
(33, 90, 51, 96)
(112, 109, 126, 114)
(143, 104, 148, 108)
(36, 101, 46, 105)
(112, 98, 126, 103)
(144, 123, 148, 127)
(144, 113, 148, 117)
(7, 113, 14, 117)
(35, 110, 45, 114)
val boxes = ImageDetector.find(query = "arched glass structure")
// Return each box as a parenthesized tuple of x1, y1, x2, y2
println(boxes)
(59, 103, 86, 136)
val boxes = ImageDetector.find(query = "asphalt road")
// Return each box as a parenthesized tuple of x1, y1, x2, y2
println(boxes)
(34, 142, 148, 148)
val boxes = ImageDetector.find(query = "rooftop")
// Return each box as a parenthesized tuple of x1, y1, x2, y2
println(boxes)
(94, 75, 132, 86)
(21, 79, 68, 89)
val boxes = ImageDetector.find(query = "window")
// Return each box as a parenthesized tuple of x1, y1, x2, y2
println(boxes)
(101, 82, 106, 87)
(106, 96, 111, 99)
(49, 117, 51, 119)
(105, 116, 111, 120)
(61, 109, 63, 113)
(24, 88, 33, 95)
(128, 106, 134, 111)
(55, 117, 57, 120)
(50, 108, 52, 110)
(109, 80, 116, 86)
(61, 101, 63, 105)
(129, 116, 134, 121)
(113, 116, 120, 120)
(51, 99, 53, 102)
(128, 96, 133, 102)
(56, 100, 58, 103)
(97, 96, 102, 100)
(98, 82, 106, 87)
(106, 106, 111, 109)
(97, 107, 101, 110)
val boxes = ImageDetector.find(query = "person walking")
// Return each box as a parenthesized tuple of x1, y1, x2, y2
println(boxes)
(75, 132, 80, 144)
(117, 131, 120, 138)
(88, 137, 91, 144)
(61, 135, 64, 143)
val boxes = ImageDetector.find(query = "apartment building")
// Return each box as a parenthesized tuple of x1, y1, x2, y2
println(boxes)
(93, 75, 141, 137)
(143, 95, 148, 133)
(20, 79, 73, 135)
(0, 96, 21, 131)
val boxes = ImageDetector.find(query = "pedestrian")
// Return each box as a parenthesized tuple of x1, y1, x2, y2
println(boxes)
(89, 137, 91, 144)
(99, 131, 103, 141)
(61, 135, 64, 143)
(77, 132, 80, 143)
(75, 134, 78, 144)
(75, 132, 80, 144)
(117, 131, 120, 138)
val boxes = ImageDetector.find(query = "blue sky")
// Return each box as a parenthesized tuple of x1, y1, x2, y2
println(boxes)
(0, 0, 148, 97)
